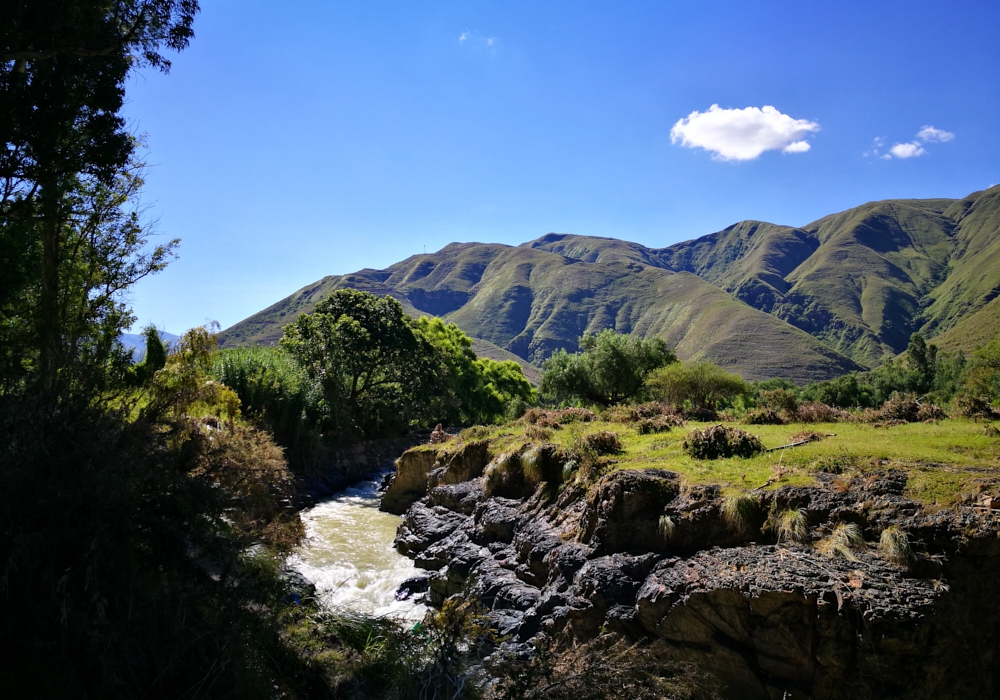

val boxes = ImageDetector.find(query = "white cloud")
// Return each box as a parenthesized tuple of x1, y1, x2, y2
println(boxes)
(458, 31, 496, 49)
(880, 125, 955, 159)
(917, 125, 954, 142)
(863, 137, 887, 158)
(782, 140, 811, 153)
(889, 142, 927, 159)
(670, 105, 820, 161)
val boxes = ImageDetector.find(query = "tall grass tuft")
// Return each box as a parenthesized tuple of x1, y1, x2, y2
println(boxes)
(775, 508, 810, 544)
(878, 526, 913, 565)
(658, 515, 676, 540)
(212, 346, 324, 466)
(721, 493, 761, 533)
(817, 523, 866, 560)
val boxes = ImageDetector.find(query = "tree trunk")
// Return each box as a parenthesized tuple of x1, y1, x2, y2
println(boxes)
(37, 180, 64, 392)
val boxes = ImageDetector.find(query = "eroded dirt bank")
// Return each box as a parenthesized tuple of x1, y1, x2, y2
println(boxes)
(381, 440, 1000, 700)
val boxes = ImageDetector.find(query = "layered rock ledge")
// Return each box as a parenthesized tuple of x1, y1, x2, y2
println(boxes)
(382, 441, 1000, 700)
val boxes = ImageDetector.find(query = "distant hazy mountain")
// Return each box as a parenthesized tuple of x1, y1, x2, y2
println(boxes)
(219, 185, 1000, 383)
(120, 331, 179, 359)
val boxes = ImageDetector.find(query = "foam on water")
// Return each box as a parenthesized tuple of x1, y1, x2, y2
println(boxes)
(288, 474, 428, 621)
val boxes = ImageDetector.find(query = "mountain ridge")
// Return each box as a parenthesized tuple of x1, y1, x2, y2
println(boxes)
(219, 185, 1000, 383)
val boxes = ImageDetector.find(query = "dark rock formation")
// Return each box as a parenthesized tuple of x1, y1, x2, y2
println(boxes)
(296, 433, 426, 505)
(381, 440, 491, 514)
(387, 455, 1000, 699)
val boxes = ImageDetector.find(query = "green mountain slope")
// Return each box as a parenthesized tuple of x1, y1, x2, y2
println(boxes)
(221, 242, 862, 383)
(524, 186, 1000, 367)
(931, 296, 1000, 354)
(220, 185, 999, 382)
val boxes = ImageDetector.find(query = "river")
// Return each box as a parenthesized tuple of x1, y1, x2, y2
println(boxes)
(287, 474, 428, 621)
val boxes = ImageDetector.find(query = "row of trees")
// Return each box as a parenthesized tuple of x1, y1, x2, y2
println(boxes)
(800, 333, 999, 412)
(538, 330, 1000, 415)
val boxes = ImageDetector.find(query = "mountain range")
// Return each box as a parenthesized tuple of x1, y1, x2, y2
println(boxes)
(219, 185, 1000, 384)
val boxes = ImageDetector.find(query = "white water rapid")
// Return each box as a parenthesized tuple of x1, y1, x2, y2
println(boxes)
(287, 474, 428, 621)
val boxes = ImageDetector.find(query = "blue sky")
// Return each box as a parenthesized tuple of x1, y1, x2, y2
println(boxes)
(123, 0, 1000, 334)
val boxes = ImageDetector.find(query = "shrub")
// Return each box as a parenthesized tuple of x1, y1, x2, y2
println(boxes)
(683, 425, 764, 459)
(760, 388, 799, 415)
(460, 425, 491, 440)
(877, 392, 921, 422)
(646, 361, 748, 412)
(744, 408, 785, 425)
(636, 415, 682, 434)
(985, 424, 1000, 438)
(857, 392, 945, 425)
(793, 401, 846, 423)
(559, 407, 599, 423)
(604, 404, 637, 422)
(955, 394, 996, 421)
(916, 402, 946, 421)
(583, 430, 622, 455)
(212, 346, 323, 466)
(521, 407, 598, 429)
(683, 405, 719, 421)
(525, 424, 554, 441)
(605, 402, 676, 423)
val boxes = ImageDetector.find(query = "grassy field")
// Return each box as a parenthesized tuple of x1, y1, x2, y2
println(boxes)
(458, 416, 1000, 509)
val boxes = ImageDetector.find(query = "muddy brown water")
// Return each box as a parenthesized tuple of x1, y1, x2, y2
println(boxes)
(287, 474, 428, 620)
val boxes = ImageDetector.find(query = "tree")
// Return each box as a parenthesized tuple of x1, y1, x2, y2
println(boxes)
(1, 1, 197, 390)
(541, 330, 676, 406)
(905, 333, 938, 394)
(417, 317, 535, 425)
(646, 361, 748, 411)
(962, 340, 1000, 408)
(476, 357, 536, 422)
(280, 290, 446, 437)
(811, 373, 876, 409)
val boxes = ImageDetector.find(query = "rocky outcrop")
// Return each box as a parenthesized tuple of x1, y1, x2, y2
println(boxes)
(381, 440, 491, 514)
(388, 458, 1000, 699)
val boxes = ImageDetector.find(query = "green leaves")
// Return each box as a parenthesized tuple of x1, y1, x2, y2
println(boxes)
(280, 290, 444, 438)
(542, 330, 677, 407)
(646, 362, 748, 411)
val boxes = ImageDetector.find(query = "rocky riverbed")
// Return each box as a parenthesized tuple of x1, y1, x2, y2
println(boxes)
(381, 439, 1000, 700)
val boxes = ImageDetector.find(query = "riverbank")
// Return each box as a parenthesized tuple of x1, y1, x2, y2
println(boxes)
(382, 412, 1000, 699)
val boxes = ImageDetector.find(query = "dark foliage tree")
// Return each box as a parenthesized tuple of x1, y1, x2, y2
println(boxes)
(280, 290, 447, 438)
(542, 330, 676, 406)
(1, 1, 196, 390)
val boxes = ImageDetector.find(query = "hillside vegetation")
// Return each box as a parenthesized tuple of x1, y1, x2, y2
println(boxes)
(221, 186, 1000, 381)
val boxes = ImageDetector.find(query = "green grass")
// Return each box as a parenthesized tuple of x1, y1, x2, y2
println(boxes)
(447, 416, 1000, 508)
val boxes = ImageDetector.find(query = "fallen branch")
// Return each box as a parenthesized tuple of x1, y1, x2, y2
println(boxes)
(766, 433, 836, 452)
